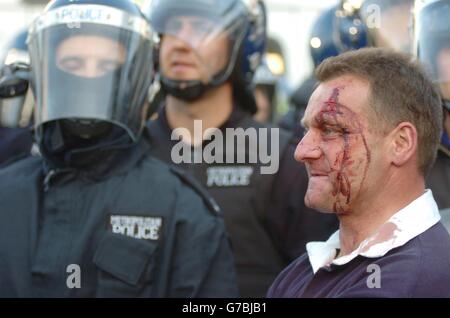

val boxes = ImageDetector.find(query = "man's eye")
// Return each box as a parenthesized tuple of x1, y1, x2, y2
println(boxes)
(99, 60, 122, 73)
(192, 20, 214, 33)
(322, 127, 349, 137)
(323, 127, 336, 135)
(166, 19, 182, 33)
(58, 57, 83, 72)
(322, 127, 341, 137)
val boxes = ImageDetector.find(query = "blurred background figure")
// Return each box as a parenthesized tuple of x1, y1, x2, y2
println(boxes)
(0, 29, 34, 166)
(442, 208, 450, 233)
(279, 0, 369, 140)
(360, 0, 414, 53)
(252, 37, 287, 124)
(0, 1, 45, 48)
(414, 0, 450, 211)
(253, 58, 278, 123)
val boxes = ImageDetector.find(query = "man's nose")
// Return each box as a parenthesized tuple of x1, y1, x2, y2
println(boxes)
(294, 130, 322, 163)
(82, 59, 104, 78)
(171, 22, 204, 49)
(176, 22, 195, 40)
(170, 33, 192, 50)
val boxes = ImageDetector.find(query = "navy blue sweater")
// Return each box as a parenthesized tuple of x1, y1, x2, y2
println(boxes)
(267, 223, 450, 298)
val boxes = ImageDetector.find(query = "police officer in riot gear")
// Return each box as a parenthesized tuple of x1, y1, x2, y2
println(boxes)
(0, 0, 237, 297)
(413, 0, 450, 209)
(280, 2, 369, 140)
(0, 29, 34, 165)
(143, 0, 338, 297)
(253, 57, 279, 123)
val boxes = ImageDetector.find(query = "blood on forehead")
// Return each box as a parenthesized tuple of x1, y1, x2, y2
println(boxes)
(314, 87, 364, 133)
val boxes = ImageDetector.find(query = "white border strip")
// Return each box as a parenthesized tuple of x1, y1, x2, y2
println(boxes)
(29, 4, 152, 39)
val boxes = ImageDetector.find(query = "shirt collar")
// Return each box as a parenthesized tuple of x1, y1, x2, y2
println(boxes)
(306, 189, 441, 274)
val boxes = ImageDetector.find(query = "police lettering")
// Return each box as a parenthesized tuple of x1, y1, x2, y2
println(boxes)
(110, 215, 162, 240)
(207, 166, 253, 187)
(60, 7, 103, 23)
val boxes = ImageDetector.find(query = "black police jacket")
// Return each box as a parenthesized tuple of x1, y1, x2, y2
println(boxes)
(0, 127, 33, 166)
(147, 105, 338, 297)
(0, 129, 238, 297)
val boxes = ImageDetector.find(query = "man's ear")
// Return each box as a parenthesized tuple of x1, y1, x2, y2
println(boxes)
(388, 122, 418, 167)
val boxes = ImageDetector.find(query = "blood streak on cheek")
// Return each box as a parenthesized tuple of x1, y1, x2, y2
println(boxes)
(332, 134, 351, 205)
(316, 88, 353, 212)
(315, 87, 373, 214)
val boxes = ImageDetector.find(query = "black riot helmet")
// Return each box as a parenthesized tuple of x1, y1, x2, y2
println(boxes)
(142, 0, 267, 114)
(27, 0, 155, 147)
(0, 29, 33, 128)
(414, 0, 450, 112)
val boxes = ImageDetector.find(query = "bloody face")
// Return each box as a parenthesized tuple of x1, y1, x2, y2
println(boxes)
(295, 76, 382, 215)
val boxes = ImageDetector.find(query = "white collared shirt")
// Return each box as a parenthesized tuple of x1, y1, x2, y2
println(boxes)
(306, 189, 441, 274)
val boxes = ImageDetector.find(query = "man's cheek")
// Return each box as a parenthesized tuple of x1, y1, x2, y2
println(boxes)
(305, 179, 333, 208)
(345, 155, 367, 178)
(330, 149, 345, 170)
(343, 136, 371, 176)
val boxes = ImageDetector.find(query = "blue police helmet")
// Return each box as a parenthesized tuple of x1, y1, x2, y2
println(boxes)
(1, 29, 29, 66)
(240, 0, 268, 88)
(0, 29, 32, 128)
(335, 1, 369, 52)
(3, 29, 28, 54)
(45, 0, 144, 15)
(309, 3, 369, 68)
(28, 0, 155, 143)
(309, 5, 341, 68)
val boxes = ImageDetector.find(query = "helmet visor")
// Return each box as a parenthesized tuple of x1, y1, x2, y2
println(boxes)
(145, 0, 249, 84)
(415, 0, 450, 101)
(28, 4, 154, 142)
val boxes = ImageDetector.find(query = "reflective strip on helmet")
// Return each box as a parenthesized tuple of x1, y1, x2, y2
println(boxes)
(28, 4, 152, 41)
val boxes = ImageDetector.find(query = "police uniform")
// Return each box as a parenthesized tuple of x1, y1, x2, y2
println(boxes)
(0, 127, 32, 166)
(0, 130, 238, 297)
(426, 143, 450, 209)
(414, 0, 450, 210)
(0, 0, 238, 298)
(147, 105, 338, 297)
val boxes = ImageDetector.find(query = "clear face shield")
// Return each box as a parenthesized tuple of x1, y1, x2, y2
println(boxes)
(27, 4, 154, 142)
(145, 0, 251, 85)
(414, 0, 450, 110)
(361, 0, 414, 53)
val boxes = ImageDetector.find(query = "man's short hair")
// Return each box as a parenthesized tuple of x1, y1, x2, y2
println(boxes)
(315, 47, 443, 176)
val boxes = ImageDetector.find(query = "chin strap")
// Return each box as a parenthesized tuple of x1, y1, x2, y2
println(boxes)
(160, 76, 210, 102)
(159, 63, 231, 102)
